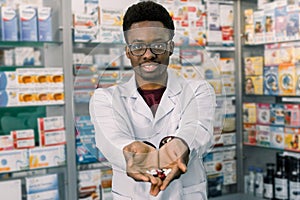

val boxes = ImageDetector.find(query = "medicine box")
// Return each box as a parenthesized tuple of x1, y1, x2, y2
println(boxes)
(11, 129, 35, 140)
(257, 103, 270, 125)
(46, 68, 64, 88)
(73, 64, 97, 75)
(180, 49, 203, 66)
(0, 89, 19, 107)
(1, 6, 18, 41)
(73, 12, 99, 28)
(27, 189, 59, 200)
(17, 68, 35, 88)
(29, 145, 65, 169)
(0, 135, 13, 151)
(26, 174, 58, 194)
(37, 116, 64, 132)
(284, 104, 300, 127)
(74, 26, 99, 43)
(74, 89, 94, 103)
(18, 88, 37, 105)
(14, 47, 36, 66)
(270, 126, 284, 149)
(98, 70, 119, 81)
(14, 139, 35, 149)
(100, 7, 123, 26)
(74, 75, 98, 89)
(0, 149, 28, 172)
(99, 25, 123, 43)
(39, 130, 66, 147)
(19, 5, 38, 41)
(0, 71, 18, 90)
(38, 7, 53, 41)
(0, 179, 22, 200)
(78, 169, 101, 199)
(243, 103, 257, 124)
(76, 134, 98, 164)
(256, 125, 271, 147)
(222, 132, 236, 146)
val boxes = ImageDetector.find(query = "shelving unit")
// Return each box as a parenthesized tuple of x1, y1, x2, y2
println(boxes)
(240, 1, 300, 200)
(1, 0, 281, 199)
(0, 0, 76, 199)
(71, 0, 241, 199)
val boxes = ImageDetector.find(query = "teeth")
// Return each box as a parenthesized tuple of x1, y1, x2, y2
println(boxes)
(143, 65, 157, 72)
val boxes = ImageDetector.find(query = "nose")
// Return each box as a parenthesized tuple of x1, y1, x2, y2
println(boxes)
(143, 47, 156, 59)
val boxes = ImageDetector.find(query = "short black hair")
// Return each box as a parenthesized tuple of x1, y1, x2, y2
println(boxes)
(123, 1, 175, 43)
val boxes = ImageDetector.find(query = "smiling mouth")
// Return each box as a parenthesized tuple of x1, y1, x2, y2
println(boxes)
(141, 64, 158, 72)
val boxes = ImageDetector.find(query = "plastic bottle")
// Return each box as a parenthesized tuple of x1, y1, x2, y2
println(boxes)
(274, 153, 288, 200)
(255, 167, 264, 198)
(248, 165, 256, 196)
(289, 157, 300, 200)
(263, 163, 275, 200)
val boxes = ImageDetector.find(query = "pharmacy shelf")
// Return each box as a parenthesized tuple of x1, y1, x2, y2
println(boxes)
(244, 143, 300, 154)
(0, 41, 62, 47)
(205, 46, 235, 51)
(210, 193, 263, 200)
(0, 66, 44, 70)
(0, 103, 65, 108)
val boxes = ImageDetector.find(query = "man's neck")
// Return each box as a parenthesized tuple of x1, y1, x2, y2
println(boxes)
(136, 74, 168, 90)
(138, 83, 166, 90)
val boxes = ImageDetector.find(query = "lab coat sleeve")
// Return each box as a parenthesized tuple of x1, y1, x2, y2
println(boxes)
(176, 80, 216, 156)
(89, 88, 135, 171)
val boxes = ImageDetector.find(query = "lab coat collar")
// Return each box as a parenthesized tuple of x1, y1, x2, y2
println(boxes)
(118, 69, 183, 122)
(119, 68, 182, 98)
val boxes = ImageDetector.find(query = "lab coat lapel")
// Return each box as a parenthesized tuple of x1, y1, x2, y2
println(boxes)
(119, 74, 153, 121)
(154, 70, 182, 123)
(132, 96, 153, 121)
(154, 91, 176, 123)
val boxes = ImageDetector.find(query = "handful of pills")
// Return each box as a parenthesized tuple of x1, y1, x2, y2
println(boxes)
(146, 169, 172, 181)
(144, 136, 175, 180)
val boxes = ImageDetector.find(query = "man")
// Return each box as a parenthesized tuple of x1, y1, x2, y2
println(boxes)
(89, 1, 216, 199)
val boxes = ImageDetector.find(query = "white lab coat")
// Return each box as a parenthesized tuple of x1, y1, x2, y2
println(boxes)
(89, 69, 216, 200)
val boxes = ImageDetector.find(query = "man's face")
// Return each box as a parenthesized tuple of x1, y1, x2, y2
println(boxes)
(125, 21, 174, 85)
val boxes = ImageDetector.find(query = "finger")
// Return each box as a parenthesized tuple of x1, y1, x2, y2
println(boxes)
(177, 160, 187, 173)
(127, 172, 149, 182)
(148, 174, 158, 185)
(150, 177, 162, 196)
(160, 168, 178, 190)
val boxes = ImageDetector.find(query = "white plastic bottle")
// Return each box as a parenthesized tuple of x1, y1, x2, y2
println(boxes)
(255, 167, 264, 198)
(248, 166, 255, 196)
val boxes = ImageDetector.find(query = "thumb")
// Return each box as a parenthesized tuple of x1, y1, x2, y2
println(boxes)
(178, 160, 187, 173)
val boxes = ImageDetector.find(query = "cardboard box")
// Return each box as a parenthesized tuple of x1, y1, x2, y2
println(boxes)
(270, 126, 284, 149)
(29, 145, 65, 169)
(26, 174, 58, 194)
(0, 89, 19, 107)
(243, 103, 257, 124)
(27, 190, 59, 200)
(39, 130, 66, 147)
(0, 135, 13, 151)
(270, 103, 285, 126)
(38, 7, 53, 41)
(0, 71, 18, 90)
(0, 149, 28, 172)
(0, 179, 22, 200)
(19, 5, 38, 41)
(256, 125, 271, 147)
(11, 129, 34, 140)
(257, 103, 270, 125)
(1, 7, 18, 41)
(38, 116, 64, 132)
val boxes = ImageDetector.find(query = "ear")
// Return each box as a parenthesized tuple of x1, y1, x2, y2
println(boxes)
(169, 41, 175, 56)
(125, 46, 130, 58)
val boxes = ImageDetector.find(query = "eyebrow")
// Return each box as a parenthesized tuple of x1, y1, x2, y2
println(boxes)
(131, 38, 166, 43)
